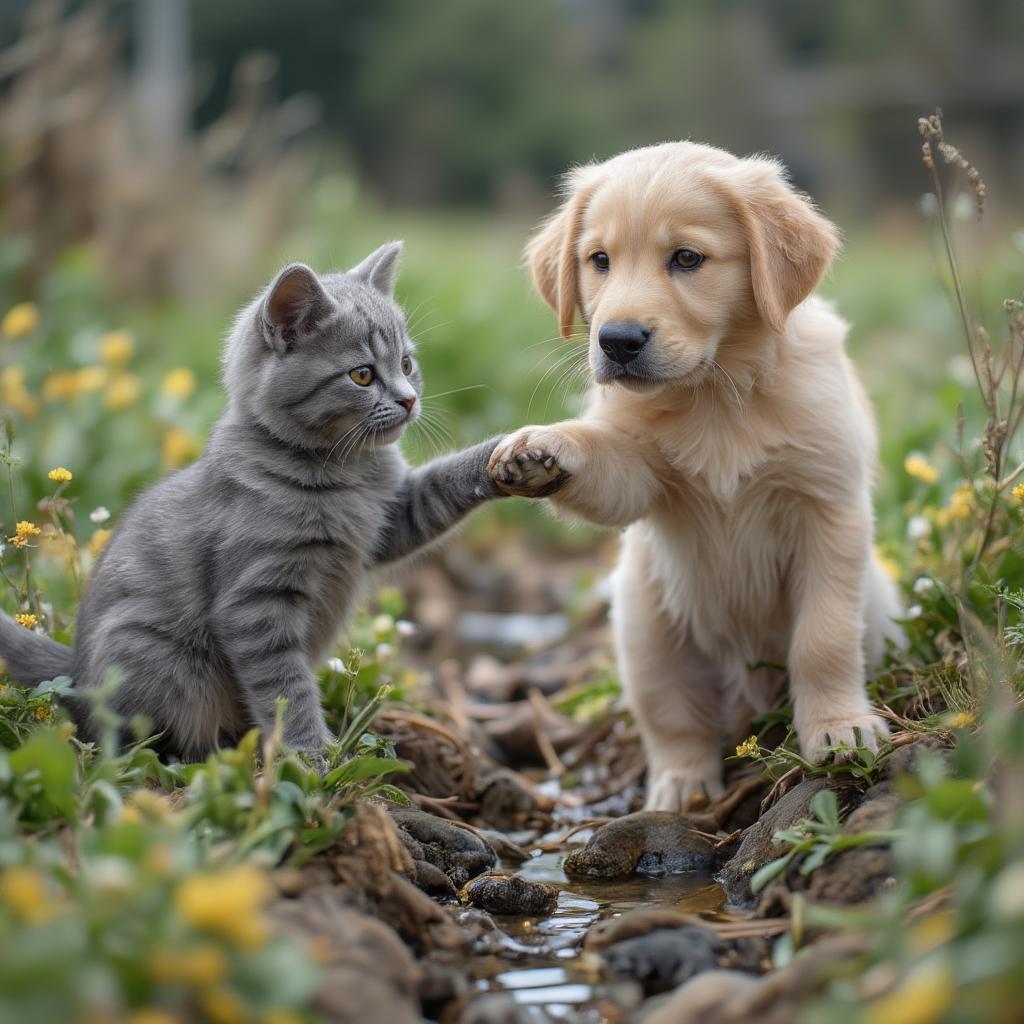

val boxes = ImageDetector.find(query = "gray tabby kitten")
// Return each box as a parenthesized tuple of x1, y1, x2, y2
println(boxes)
(0, 242, 513, 761)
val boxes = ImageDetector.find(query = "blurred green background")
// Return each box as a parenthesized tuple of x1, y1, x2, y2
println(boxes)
(1, 0, 1022, 560)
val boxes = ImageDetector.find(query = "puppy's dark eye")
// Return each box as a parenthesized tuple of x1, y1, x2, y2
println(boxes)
(400, 355, 413, 375)
(349, 366, 374, 386)
(671, 248, 704, 271)
(590, 251, 610, 272)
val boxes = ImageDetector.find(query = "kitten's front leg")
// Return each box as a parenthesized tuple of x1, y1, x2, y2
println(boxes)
(218, 599, 331, 758)
(374, 436, 523, 564)
(488, 421, 663, 528)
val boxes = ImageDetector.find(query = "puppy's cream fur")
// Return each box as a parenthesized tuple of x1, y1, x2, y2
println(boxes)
(490, 142, 903, 811)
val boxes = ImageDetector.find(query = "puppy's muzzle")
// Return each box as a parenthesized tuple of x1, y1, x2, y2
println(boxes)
(598, 322, 650, 366)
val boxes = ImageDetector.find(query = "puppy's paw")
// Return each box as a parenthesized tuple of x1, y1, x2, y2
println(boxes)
(796, 710, 889, 763)
(488, 426, 577, 498)
(645, 766, 724, 813)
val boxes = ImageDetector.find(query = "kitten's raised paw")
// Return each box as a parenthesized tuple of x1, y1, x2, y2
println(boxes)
(488, 427, 574, 498)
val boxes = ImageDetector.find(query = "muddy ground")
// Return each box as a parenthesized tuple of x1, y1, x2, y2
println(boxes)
(271, 538, 918, 1023)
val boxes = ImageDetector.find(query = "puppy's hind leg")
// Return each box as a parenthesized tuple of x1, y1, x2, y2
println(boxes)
(613, 536, 725, 813)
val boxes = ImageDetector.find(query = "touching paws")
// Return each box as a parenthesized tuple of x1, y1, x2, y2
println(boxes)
(796, 710, 890, 763)
(488, 426, 576, 498)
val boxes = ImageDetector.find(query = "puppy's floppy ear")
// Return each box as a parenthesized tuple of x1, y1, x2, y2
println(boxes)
(731, 158, 840, 335)
(262, 263, 334, 354)
(350, 240, 403, 297)
(525, 166, 602, 339)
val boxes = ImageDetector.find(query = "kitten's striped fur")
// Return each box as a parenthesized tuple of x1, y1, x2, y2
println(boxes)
(0, 243, 507, 760)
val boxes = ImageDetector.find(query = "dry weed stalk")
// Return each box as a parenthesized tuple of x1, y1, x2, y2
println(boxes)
(918, 109, 1024, 579)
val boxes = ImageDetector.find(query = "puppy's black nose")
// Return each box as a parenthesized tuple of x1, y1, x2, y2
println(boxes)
(598, 322, 650, 365)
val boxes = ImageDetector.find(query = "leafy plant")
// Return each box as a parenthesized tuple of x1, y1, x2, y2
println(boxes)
(750, 789, 899, 895)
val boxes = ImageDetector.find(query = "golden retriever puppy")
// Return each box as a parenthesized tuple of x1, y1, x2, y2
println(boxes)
(490, 142, 904, 811)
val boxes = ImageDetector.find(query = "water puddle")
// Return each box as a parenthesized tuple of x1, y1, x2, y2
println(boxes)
(465, 851, 726, 1017)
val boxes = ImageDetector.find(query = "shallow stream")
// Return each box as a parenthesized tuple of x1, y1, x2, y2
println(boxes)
(465, 852, 726, 1019)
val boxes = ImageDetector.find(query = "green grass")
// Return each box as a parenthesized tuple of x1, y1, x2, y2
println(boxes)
(2, 175, 1024, 1022)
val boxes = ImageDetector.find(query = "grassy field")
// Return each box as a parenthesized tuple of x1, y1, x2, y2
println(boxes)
(2, 168, 1024, 1020)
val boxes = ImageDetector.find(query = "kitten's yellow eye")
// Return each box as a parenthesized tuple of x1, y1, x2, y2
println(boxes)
(401, 355, 413, 375)
(349, 366, 374, 386)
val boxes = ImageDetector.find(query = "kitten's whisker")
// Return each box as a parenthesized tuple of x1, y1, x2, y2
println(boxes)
(322, 419, 366, 466)
(404, 294, 438, 332)
(411, 319, 456, 340)
(420, 384, 489, 402)
(527, 347, 583, 417)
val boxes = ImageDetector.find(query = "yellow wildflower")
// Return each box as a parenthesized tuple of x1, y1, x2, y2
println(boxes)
(42, 371, 81, 402)
(735, 735, 760, 758)
(34, 704, 53, 721)
(1, 366, 38, 417)
(143, 843, 174, 876)
(88, 529, 112, 558)
(14, 613, 38, 629)
(263, 1011, 304, 1024)
(860, 960, 954, 1024)
(875, 546, 901, 582)
(904, 454, 939, 485)
(175, 864, 271, 948)
(1012, 482, 1024, 503)
(908, 911, 956, 956)
(75, 365, 108, 392)
(149, 944, 228, 987)
(127, 1011, 182, 1024)
(944, 710, 975, 729)
(129, 788, 173, 819)
(47, 466, 73, 483)
(198, 987, 248, 1024)
(162, 428, 194, 467)
(8, 521, 41, 549)
(2, 302, 39, 338)
(948, 484, 973, 519)
(118, 805, 142, 825)
(105, 372, 141, 410)
(99, 330, 134, 366)
(0, 866, 55, 923)
(163, 367, 197, 399)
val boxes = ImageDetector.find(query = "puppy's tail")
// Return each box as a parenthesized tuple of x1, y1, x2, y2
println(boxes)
(0, 612, 74, 685)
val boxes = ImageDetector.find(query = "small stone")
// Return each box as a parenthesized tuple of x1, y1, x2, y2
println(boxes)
(463, 873, 559, 916)
(563, 812, 715, 878)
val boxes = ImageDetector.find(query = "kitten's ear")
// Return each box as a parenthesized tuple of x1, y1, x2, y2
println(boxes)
(261, 263, 333, 354)
(349, 241, 403, 297)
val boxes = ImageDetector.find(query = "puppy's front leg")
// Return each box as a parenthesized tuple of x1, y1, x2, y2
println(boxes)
(488, 420, 662, 528)
(788, 504, 889, 760)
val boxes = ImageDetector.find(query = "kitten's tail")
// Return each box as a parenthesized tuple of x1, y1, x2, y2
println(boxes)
(0, 613, 74, 685)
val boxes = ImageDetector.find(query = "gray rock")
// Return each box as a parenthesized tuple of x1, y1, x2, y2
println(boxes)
(563, 812, 715, 878)
(391, 807, 497, 886)
(717, 778, 831, 907)
(464, 873, 559, 915)
(603, 925, 723, 994)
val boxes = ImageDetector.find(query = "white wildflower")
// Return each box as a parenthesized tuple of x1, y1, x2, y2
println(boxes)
(913, 576, 935, 595)
(907, 515, 931, 540)
(90, 506, 111, 524)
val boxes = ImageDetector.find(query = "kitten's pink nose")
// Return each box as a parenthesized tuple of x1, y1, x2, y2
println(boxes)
(397, 396, 416, 414)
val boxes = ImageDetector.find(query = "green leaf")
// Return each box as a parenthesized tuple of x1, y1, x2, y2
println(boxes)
(324, 756, 408, 789)
(810, 789, 840, 830)
(751, 851, 794, 894)
(8, 729, 79, 820)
